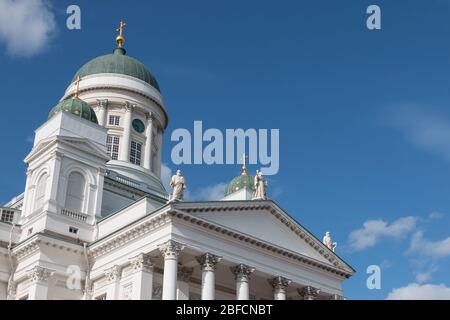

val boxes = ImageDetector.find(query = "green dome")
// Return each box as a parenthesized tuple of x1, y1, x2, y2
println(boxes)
(73, 48, 160, 91)
(48, 98, 98, 124)
(224, 171, 255, 196)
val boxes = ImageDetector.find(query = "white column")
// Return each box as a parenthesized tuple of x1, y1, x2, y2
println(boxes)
(27, 266, 54, 300)
(129, 253, 154, 300)
(22, 169, 33, 218)
(156, 126, 163, 177)
(96, 99, 108, 126)
(47, 151, 62, 213)
(269, 276, 291, 300)
(119, 102, 133, 162)
(177, 267, 193, 300)
(159, 240, 184, 300)
(6, 279, 17, 300)
(143, 113, 154, 171)
(230, 264, 255, 300)
(298, 285, 320, 300)
(104, 265, 122, 300)
(330, 293, 344, 300)
(197, 253, 222, 300)
(0, 282, 7, 300)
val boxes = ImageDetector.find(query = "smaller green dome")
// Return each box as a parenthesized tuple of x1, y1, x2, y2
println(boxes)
(225, 171, 255, 196)
(48, 98, 98, 124)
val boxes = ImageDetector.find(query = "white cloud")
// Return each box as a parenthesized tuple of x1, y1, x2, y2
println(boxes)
(388, 106, 450, 161)
(0, 0, 57, 57)
(429, 211, 445, 220)
(415, 266, 438, 284)
(387, 283, 450, 300)
(347, 216, 417, 251)
(194, 183, 227, 201)
(408, 231, 450, 259)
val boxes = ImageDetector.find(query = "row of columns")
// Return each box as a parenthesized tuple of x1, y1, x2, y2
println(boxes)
(157, 240, 314, 300)
(11, 249, 340, 300)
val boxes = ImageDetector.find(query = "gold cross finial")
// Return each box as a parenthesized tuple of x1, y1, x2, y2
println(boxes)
(115, 20, 126, 48)
(73, 76, 81, 98)
(240, 153, 249, 175)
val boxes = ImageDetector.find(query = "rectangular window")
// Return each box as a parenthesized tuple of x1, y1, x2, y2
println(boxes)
(106, 135, 120, 160)
(69, 226, 79, 234)
(0, 209, 14, 223)
(108, 115, 120, 126)
(130, 141, 142, 165)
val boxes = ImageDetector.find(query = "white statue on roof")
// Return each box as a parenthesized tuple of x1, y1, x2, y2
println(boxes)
(170, 169, 186, 202)
(253, 170, 268, 200)
(323, 231, 337, 252)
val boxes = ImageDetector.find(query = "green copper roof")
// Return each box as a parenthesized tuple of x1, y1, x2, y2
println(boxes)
(48, 98, 98, 124)
(73, 48, 160, 91)
(224, 172, 255, 196)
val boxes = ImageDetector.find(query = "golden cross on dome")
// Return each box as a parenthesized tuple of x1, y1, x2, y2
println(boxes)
(115, 20, 126, 48)
(240, 153, 249, 175)
(73, 75, 81, 98)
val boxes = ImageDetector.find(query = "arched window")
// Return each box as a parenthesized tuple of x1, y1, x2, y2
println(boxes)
(34, 173, 49, 211)
(65, 172, 86, 212)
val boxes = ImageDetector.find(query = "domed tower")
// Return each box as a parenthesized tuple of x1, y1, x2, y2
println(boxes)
(61, 21, 168, 200)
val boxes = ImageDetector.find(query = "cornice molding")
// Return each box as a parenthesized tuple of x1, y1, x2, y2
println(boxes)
(173, 201, 354, 275)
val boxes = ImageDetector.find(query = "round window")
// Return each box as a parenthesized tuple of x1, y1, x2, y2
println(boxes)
(132, 119, 145, 133)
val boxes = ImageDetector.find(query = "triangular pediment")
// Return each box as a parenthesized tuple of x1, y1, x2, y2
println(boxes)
(25, 135, 109, 163)
(174, 201, 354, 274)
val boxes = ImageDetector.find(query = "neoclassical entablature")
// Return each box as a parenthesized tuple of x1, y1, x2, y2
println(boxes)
(171, 200, 354, 274)
(88, 200, 354, 279)
(11, 233, 85, 263)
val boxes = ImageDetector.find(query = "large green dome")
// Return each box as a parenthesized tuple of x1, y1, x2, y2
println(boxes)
(48, 98, 98, 124)
(225, 171, 255, 196)
(72, 48, 160, 92)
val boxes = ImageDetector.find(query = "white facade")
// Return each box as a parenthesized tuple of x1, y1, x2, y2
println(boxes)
(0, 43, 354, 300)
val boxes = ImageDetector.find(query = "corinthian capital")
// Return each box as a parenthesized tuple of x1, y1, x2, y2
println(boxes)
(124, 101, 134, 112)
(298, 285, 320, 300)
(269, 276, 291, 292)
(230, 264, 255, 282)
(130, 253, 153, 273)
(197, 253, 222, 271)
(158, 240, 184, 259)
(104, 265, 122, 282)
(27, 266, 54, 284)
(97, 99, 108, 108)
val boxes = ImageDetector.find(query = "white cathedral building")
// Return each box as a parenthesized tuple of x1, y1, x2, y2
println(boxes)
(0, 24, 354, 300)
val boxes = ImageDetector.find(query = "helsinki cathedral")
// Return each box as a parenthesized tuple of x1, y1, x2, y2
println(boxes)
(0, 22, 354, 300)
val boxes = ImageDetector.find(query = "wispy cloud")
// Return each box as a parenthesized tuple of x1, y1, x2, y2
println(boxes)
(428, 211, 445, 220)
(0, 0, 57, 58)
(347, 216, 417, 251)
(408, 231, 450, 259)
(415, 266, 439, 284)
(193, 182, 227, 201)
(26, 135, 34, 144)
(387, 105, 450, 161)
(387, 283, 450, 300)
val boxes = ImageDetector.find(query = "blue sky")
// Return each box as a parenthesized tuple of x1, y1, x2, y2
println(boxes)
(1, 0, 450, 299)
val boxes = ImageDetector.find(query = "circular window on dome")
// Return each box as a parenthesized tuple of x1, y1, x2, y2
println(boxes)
(132, 119, 145, 133)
